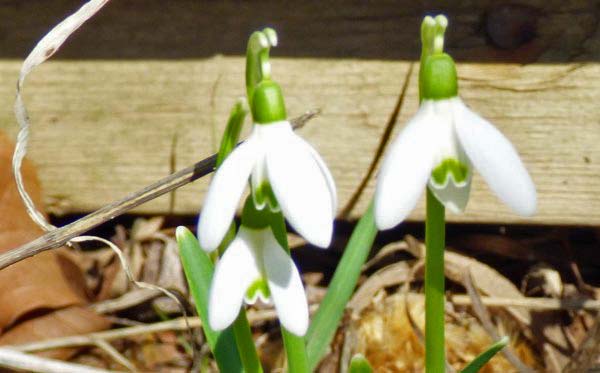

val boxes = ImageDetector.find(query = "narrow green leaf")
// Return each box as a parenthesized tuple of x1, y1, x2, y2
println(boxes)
(349, 354, 373, 373)
(461, 336, 509, 373)
(216, 99, 249, 168)
(232, 309, 264, 373)
(306, 202, 377, 369)
(176, 226, 243, 372)
(281, 328, 309, 373)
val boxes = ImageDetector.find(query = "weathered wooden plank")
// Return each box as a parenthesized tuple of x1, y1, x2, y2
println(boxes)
(0, 58, 598, 225)
(0, 0, 598, 225)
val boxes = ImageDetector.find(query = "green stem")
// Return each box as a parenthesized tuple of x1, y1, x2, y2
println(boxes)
(281, 328, 309, 373)
(232, 309, 263, 373)
(425, 188, 446, 373)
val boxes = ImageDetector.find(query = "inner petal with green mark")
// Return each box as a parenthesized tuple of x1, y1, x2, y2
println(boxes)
(431, 158, 469, 186)
(252, 181, 280, 212)
(245, 277, 271, 303)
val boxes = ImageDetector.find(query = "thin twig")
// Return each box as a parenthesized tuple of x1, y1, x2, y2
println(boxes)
(91, 288, 161, 314)
(93, 339, 136, 372)
(9, 305, 319, 353)
(0, 112, 317, 271)
(562, 312, 600, 372)
(451, 294, 600, 311)
(463, 271, 533, 373)
(0, 347, 118, 373)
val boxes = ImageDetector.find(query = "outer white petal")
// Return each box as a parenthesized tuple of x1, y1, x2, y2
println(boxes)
(208, 228, 262, 331)
(198, 138, 261, 251)
(301, 139, 338, 213)
(375, 102, 439, 230)
(262, 230, 309, 336)
(265, 128, 334, 248)
(453, 100, 537, 216)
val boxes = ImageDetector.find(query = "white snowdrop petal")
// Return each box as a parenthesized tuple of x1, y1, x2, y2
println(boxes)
(301, 139, 338, 213)
(208, 228, 262, 331)
(266, 133, 334, 248)
(198, 138, 260, 251)
(263, 231, 309, 336)
(428, 176, 472, 213)
(375, 103, 438, 230)
(454, 100, 536, 216)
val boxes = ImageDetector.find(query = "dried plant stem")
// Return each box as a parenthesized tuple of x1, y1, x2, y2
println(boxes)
(91, 288, 161, 314)
(92, 339, 136, 372)
(463, 271, 533, 373)
(450, 295, 600, 311)
(0, 112, 316, 272)
(10, 305, 319, 353)
(0, 348, 116, 373)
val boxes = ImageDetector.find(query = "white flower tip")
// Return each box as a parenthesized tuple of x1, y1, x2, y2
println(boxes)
(284, 317, 309, 337)
(445, 202, 465, 214)
(513, 187, 537, 217)
(374, 207, 406, 231)
(197, 219, 218, 252)
(374, 191, 411, 231)
(305, 223, 333, 249)
(208, 308, 232, 332)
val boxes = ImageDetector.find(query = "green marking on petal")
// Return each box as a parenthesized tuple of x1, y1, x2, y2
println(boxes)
(252, 181, 280, 213)
(431, 158, 469, 186)
(246, 277, 271, 302)
(242, 196, 280, 230)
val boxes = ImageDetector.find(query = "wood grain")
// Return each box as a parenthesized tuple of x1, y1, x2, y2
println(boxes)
(0, 0, 598, 225)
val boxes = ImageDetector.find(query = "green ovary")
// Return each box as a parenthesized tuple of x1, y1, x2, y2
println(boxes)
(431, 158, 469, 186)
(246, 278, 271, 301)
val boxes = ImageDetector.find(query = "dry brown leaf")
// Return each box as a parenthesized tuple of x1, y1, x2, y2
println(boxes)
(0, 132, 43, 247)
(0, 131, 109, 353)
(352, 293, 541, 372)
(0, 306, 110, 360)
(131, 217, 164, 241)
(0, 133, 87, 329)
(444, 250, 532, 326)
(140, 342, 186, 370)
(0, 250, 87, 329)
(349, 261, 411, 315)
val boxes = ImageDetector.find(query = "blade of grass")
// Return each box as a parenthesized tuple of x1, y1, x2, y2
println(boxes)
(232, 310, 263, 373)
(281, 328, 309, 373)
(460, 336, 509, 373)
(305, 202, 377, 369)
(176, 227, 242, 372)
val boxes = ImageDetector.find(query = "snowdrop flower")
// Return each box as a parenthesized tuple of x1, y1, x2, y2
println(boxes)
(198, 79, 336, 251)
(375, 49, 536, 230)
(209, 199, 309, 336)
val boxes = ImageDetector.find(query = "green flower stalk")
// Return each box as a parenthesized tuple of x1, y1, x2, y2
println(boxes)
(194, 27, 335, 373)
(375, 15, 536, 227)
(373, 15, 537, 372)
